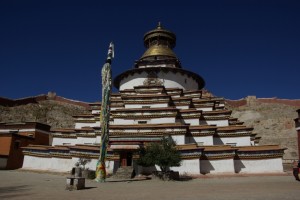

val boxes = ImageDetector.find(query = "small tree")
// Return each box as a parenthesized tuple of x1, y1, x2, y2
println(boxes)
(76, 158, 91, 170)
(137, 137, 181, 173)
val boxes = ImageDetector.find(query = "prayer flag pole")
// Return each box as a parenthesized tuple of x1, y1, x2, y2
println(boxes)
(95, 42, 114, 182)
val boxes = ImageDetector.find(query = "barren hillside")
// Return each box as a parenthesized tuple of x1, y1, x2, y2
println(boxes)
(227, 97, 300, 160)
(0, 100, 89, 129)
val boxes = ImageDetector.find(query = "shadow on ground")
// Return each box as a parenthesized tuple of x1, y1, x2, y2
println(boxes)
(0, 185, 33, 199)
(178, 175, 194, 181)
(105, 177, 152, 183)
(83, 186, 97, 190)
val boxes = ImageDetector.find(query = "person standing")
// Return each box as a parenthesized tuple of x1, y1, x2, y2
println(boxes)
(293, 160, 299, 181)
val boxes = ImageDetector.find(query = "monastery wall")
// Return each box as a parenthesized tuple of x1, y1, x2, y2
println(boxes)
(0, 93, 90, 109)
(75, 121, 100, 129)
(213, 136, 251, 146)
(23, 156, 51, 171)
(234, 158, 284, 173)
(183, 119, 200, 125)
(77, 136, 99, 145)
(50, 157, 73, 172)
(200, 159, 235, 174)
(52, 136, 101, 146)
(52, 137, 77, 146)
(113, 117, 176, 125)
(22, 156, 117, 174)
(191, 136, 214, 145)
(176, 105, 190, 109)
(226, 96, 300, 108)
(226, 99, 247, 107)
(171, 159, 200, 175)
(171, 135, 185, 145)
(196, 107, 213, 111)
(202, 119, 229, 126)
(124, 103, 169, 108)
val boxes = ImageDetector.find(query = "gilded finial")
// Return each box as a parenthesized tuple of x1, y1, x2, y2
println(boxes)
(157, 22, 162, 29)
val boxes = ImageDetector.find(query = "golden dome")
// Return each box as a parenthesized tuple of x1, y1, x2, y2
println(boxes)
(143, 22, 176, 48)
(141, 44, 177, 59)
(140, 22, 178, 60)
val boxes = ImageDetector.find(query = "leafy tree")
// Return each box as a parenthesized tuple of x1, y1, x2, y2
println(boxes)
(137, 137, 182, 172)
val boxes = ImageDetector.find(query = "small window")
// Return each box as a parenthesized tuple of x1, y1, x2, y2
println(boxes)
(142, 106, 151, 109)
(197, 142, 204, 146)
(138, 121, 147, 124)
(226, 143, 237, 147)
(28, 134, 34, 137)
(63, 143, 71, 145)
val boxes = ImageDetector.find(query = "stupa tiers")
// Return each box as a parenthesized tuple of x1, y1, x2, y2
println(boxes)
(22, 23, 285, 175)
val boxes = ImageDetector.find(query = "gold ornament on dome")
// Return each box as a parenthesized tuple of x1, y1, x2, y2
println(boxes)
(141, 45, 177, 59)
(140, 22, 178, 60)
(143, 71, 163, 86)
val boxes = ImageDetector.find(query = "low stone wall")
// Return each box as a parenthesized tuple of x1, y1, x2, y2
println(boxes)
(0, 94, 90, 109)
(22, 155, 117, 174)
(226, 99, 247, 107)
(226, 96, 300, 108)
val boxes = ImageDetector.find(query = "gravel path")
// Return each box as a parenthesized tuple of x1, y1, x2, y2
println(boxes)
(0, 170, 300, 200)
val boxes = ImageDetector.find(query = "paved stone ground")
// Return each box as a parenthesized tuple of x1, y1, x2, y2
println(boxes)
(0, 170, 300, 200)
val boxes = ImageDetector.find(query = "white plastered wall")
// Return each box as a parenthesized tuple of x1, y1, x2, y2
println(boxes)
(196, 107, 213, 111)
(75, 122, 100, 129)
(182, 118, 200, 125)
(50, 157, 73, 172)
(113, 117, 175, 125)
(76, 137, 97, 145)
(170, 159, 200, 175)
(234, 158, 284, 173)
(176, 105, 190, 109)
(95, 136, 101, 144)
(91, 110, 100, 114)
(200, 158, 235, 174)
(52, 137, 77, 146)
(23, 155, 116, 173)
(213, 136, 251, 146)
(22, 155, 52, 171)
(119, 71, 199, 91)
(124, 103, 169, 109)
(171, 135, 185, 145)
(190, 136, 214, 145)
(201, 120, 229, 127)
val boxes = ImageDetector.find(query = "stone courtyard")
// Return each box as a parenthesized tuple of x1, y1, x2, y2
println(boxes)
(0, 170, 300, 200)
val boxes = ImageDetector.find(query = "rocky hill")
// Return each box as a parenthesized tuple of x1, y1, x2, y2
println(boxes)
(1, 94, 299, 160)
(227, 96, 300, 160)
(0, 92, 90, 129)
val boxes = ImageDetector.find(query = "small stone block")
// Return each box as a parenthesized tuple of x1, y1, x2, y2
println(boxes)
(66, 177, 85, 190)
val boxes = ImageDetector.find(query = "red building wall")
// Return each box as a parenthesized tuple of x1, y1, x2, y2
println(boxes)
(0, 122, 51, 169)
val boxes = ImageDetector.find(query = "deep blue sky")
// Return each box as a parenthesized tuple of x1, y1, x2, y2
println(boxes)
(1, 1, 299, 102)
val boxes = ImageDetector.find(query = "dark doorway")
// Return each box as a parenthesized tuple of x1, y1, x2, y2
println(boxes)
(120, 151, 132, 167)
